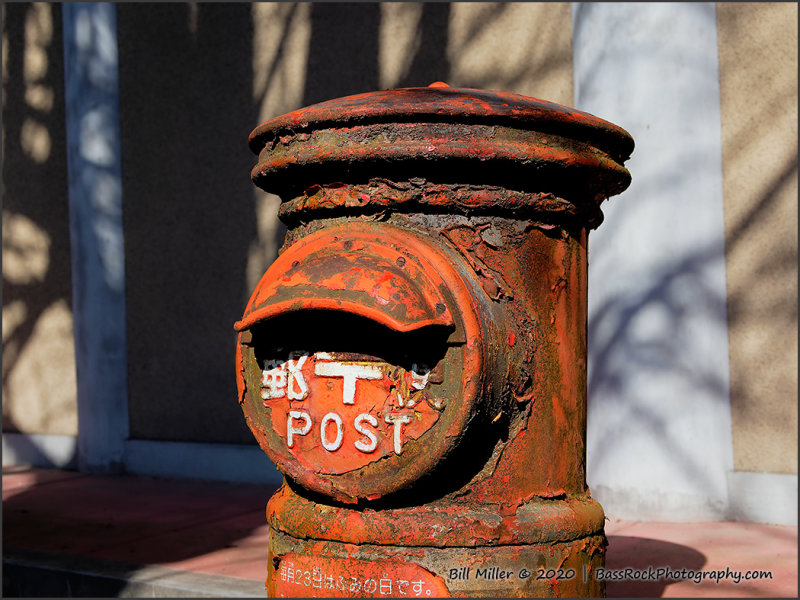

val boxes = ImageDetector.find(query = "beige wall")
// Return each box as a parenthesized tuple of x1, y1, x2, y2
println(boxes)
(717, 2, 798, 474)
(2, 3, 77, 437)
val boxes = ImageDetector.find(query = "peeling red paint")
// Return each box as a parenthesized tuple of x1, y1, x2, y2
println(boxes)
(236, 223, 495, 503)
(248, 86, 633, 162)
(237, 84, 632, 597)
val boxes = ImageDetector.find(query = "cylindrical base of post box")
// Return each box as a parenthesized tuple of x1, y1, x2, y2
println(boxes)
(267, 530, 605, 598)
(265, 486, 606, 598)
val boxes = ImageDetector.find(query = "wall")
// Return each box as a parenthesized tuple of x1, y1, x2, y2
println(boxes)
(575, 1, 734, 521)
(716, 2, 798, 524)
(2, 4, 78, 445)
(117, 4, 259, 445)
(2, 1, 574, 474)
(716, 2, 798, 475)
(574, 1, 796, 525)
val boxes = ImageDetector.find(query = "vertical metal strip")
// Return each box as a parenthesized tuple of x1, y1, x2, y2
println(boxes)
(63, 3, 129, 473)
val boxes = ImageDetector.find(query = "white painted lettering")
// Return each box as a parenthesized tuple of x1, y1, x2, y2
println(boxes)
(286, 410, 311, 447)
(262, 359, 287, 399)
(320, 412, 344, 452)
(314, 362, 382, 404)
(286, 353, 308, 400)
(384, 414, 411, 455)
(353, 413, 378, 453)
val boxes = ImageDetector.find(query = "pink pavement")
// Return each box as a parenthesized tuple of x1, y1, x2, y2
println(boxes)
(3, 467, 797, 597)
(605, 517, 797, 597)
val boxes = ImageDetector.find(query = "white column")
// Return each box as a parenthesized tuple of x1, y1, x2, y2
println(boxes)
(573, 3, 734, 520)
(63, 3, 129, 473)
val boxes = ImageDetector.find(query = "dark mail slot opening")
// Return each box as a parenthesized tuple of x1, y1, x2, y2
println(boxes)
(245, 310, 453, 376)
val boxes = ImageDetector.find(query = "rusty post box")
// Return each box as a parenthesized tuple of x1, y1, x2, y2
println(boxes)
(235, 83, 633, 598)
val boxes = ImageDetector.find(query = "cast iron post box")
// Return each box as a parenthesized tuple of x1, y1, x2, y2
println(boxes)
(235, 83, 633, 598)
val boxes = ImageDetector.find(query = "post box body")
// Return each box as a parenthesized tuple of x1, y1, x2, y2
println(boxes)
(235, 85, 633, 597)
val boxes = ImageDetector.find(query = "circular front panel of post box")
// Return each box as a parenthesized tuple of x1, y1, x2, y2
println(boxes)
(235, 223, 487, 502)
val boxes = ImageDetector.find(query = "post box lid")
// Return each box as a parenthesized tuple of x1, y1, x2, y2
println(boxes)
(234, 230, 455, 335)
(249, 83, 634, 163)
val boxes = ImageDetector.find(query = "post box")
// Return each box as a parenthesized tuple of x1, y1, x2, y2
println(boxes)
(235, 83, 633, 597)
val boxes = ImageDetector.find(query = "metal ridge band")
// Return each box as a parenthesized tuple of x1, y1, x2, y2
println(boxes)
(277, 180, 607, 228)
(267, 485, 606, 548)
(252, 122, 630, 200)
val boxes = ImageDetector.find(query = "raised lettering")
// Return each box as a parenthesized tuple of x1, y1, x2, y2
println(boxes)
(286, 353, 308, 400)
(287, 411, 311, 448)
(353, 413, 378, 453)
(261, 359, 287, 399)
(314, 361, 382, 404)
(320, 412, 344, 452)
(384, 414, 411, 455)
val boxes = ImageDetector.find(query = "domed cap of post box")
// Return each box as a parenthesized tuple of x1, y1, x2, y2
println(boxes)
(248, 84, 634, 225)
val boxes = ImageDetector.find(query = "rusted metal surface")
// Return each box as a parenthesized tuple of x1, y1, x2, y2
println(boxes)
(247, 86, 633, 162)
(236, 223, 501, 503)
(248, 86, 632, 230)
(268, 530, 605, 598)
(266, 483, 606, 547)
(236, 84, 633, 597)
(236, 226, 456, 334)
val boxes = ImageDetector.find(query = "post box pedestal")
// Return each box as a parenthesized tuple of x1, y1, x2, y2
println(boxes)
(267, 486, 606, 597)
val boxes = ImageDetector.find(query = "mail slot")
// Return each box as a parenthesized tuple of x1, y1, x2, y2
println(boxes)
(236, 83, 633, 597)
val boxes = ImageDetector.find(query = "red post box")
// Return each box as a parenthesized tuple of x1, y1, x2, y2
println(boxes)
(236, 83, 633, 597)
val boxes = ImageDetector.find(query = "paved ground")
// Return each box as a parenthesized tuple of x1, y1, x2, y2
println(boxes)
(3, 466, 797, 597)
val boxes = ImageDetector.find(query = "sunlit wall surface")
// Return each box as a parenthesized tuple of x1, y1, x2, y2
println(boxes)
(2, 4, 78, 441)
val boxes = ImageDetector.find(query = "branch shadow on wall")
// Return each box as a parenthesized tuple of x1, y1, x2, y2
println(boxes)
(2, 3, 79, 457)
(587, 146, 796, 512)
(577, 2, 797, 515)
(3, 3, 273, 595)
